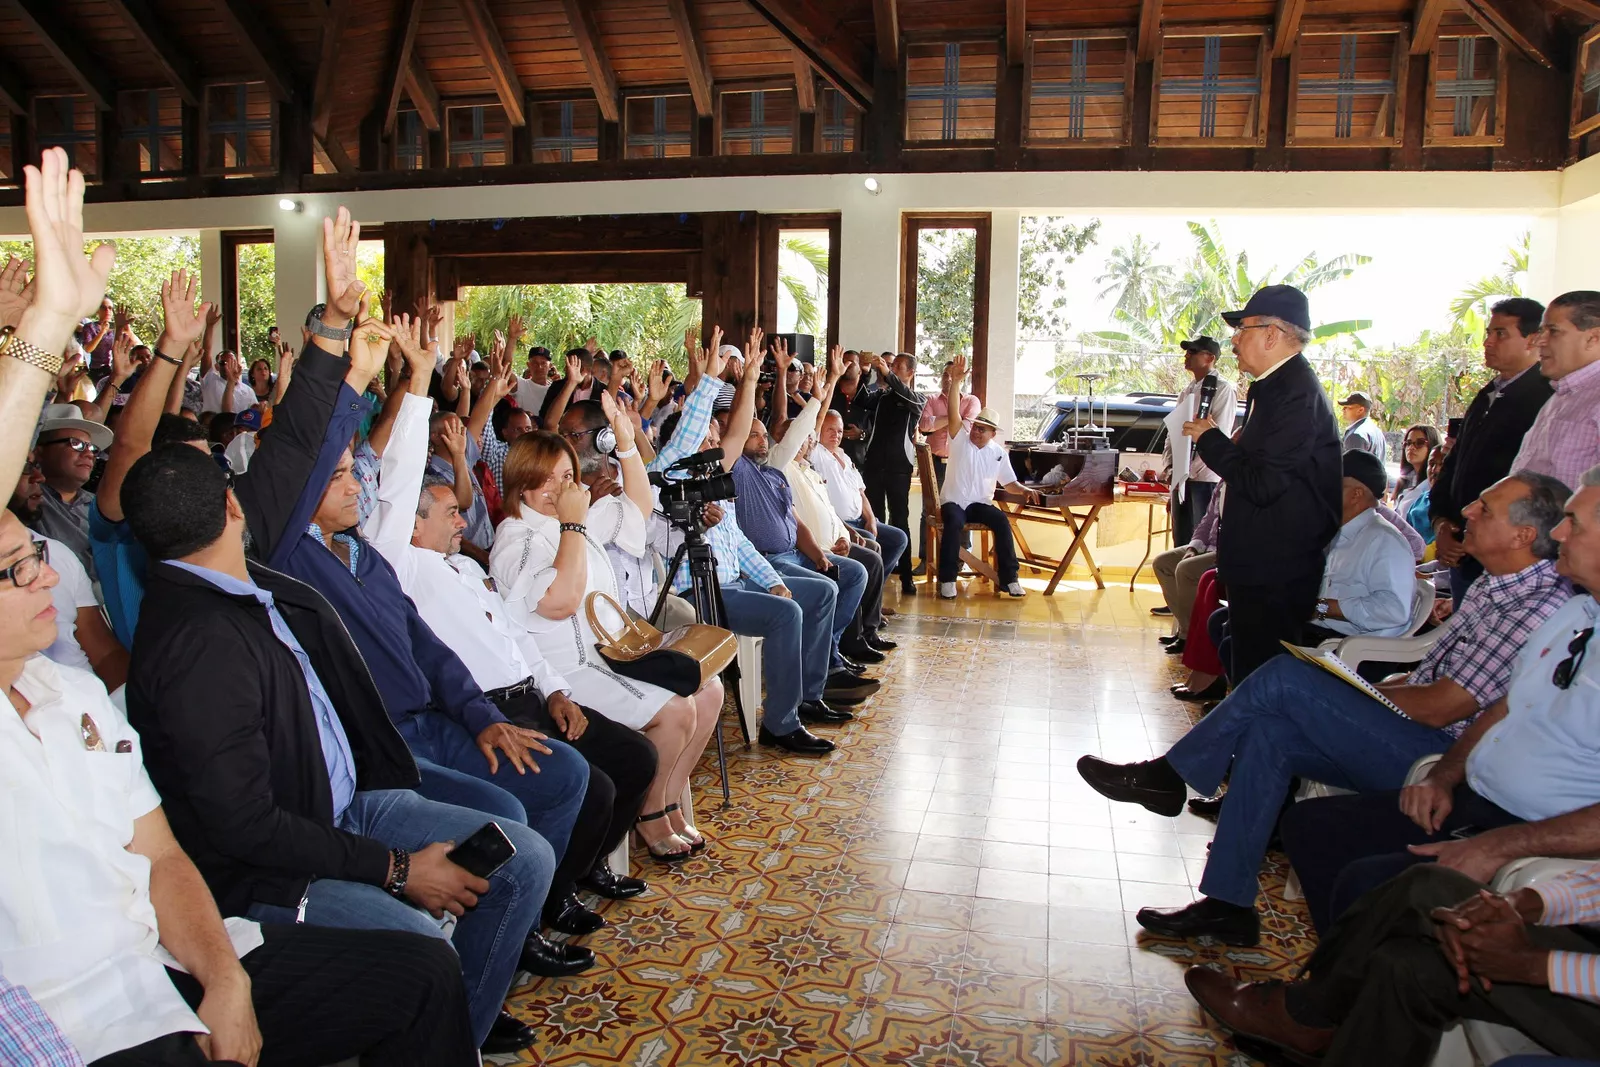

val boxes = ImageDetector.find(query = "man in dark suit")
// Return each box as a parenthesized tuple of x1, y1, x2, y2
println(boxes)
(1182, 285, 1343, 683)
(1430, 297, 1553, 604)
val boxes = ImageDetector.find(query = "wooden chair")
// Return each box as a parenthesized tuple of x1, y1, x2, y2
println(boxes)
(914, 442, 997, 592)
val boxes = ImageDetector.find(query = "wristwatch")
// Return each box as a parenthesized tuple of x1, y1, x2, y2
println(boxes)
(306, 304, 352, 343)
(1314, 599, 1330, 620)
(0, 325, 63, 377)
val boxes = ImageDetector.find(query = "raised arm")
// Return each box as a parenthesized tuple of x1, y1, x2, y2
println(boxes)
(718, 327, 765, 473)
(945, 354, 967, 438)
(363, 315, 434, 563)
(600, 389, 653, 521)
(86, 328, 135, 423)
(770, 397, 821, 471)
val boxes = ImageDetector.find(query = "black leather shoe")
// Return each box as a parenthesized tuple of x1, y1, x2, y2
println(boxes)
(1150, 605, 1173, 616)
(1187, 795, 1224, 820)
(580, 863, 647, 900)
(759, 724, 837, 755)
(1164, 638, 1187, 655)
(799, 699, 854, 724)
(1076, 755, 1187, 817)
(866, 633, 899, 652)
(839, 656, 868, 675)
(899, 581, 917, 596)
(1136, 897, 1259, 946)
(481, 1010, 536, 1054)
(544, 893, 606, 936)
(520, 931, 595, 977)
(1158, 633, 1182, 646)
(824, 674, 880, 705)
(1172, 678, 1228, 702)
(841, 642, 886, 664)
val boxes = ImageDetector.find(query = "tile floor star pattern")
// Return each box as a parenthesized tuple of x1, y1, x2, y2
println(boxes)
(501, 581, 1307, 1066)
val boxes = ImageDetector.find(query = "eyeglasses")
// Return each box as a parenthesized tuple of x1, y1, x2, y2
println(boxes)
(38, 437, 97, 455)
(1231, 324, 1277, 335)
(1553, 627, 1594, 690)
(0, 540, 48, 590)
(561, 428, 600, 440)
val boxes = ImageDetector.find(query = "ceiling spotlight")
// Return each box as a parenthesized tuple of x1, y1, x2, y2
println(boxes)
(863, 177, 881, 195)
(278, 198, 303, 212)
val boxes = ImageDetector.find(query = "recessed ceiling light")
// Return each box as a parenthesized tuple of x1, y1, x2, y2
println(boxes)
(278, 198, 303, 212)
(863, 177, 881, 195)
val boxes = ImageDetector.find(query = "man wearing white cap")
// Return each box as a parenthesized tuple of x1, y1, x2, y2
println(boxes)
(937, 354, 1033, 599)
(26, 403, 112, 580)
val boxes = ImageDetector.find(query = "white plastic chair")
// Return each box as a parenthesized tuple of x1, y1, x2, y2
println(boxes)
(736, 634, 764, 744)
(1316, 578, 1443, 669)
(605, 782, 696, 880)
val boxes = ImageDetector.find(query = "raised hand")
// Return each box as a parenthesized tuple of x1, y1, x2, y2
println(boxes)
(439, 416, 467, 459)
(0, 256, 34, 332)
(320, 206, 365, 325)
(111, 328, 136, 382)
(379, 290, 394, 321)
(648, 359, 670, 404)
(742, 326, 765, 368)
(55, 348, 86, 397)
(556, 480, 590, 524)
(684, 326, 698, 355)
(158, 269, 210, 352)
(828, 344, 844, 382)
(584, 336, 600, 355)
(598, 388, 633, 452)
(346, 293, 394, 389)
(702, 325, 727, 381)
(205, 301, 222, 332)
(453, 334, 473, 362)
(505, 313, 525, 349)
(113, 303, 132, 334)
(950, 353, 968, 388)
(388, 313, 431, 376)
(21, 147, 115, 350)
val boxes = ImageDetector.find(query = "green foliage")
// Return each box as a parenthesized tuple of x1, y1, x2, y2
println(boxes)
(0, 235, 200, 346)
(1449, 229, 1528, 333)
(1019, 216, 1101, 338)
(778, 234, 829, 337)
(456, 283, 701, 379)
(1324, 324, 1483, 429)
(235, 242, 278, 367)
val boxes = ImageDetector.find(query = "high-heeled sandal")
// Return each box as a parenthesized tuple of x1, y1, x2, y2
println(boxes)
(664, 803, 707, 853)
(636, 810, 693, 863)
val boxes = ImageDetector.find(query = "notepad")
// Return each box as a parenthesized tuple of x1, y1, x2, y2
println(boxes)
(1280, 640, 1407, 717)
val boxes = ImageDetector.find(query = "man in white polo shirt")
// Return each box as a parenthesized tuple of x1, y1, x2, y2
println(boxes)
(937, 354, 1033, 599)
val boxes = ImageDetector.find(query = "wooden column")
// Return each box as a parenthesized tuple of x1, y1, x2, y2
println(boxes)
(699, 211, 761, 341)
(383, 221, 434, 314)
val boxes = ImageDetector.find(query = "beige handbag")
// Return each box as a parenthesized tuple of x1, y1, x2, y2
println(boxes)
(584, 592, 737, 696)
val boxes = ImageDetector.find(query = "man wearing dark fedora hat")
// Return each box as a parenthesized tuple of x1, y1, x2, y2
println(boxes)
(1176, 284, 1343, 683)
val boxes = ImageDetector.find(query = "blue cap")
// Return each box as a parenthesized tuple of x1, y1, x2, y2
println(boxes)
(1222, 284, 1311, 332)
(234, 408, 264, 432)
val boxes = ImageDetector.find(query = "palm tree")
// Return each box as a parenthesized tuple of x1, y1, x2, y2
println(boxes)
(1095, 235, 1174, 322)
(1450, 230, 1529, 329)
(778, 233, 830, 337)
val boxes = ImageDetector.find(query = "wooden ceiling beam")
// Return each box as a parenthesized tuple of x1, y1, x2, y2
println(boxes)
(561, 0, 620, 124)
(0, 55, 27, 115)
(1136, 0, 1163, 62)
(310, 0, 352, 139)
(403, 56, 442, 131)
(1006, 0, 1026, 66)
(103, 0, 201, 107)
(793, 48, 816, 111)
(10, 0, 116, 111)
(458, 0, 526, 126)
(1546, 0, 1600, 20)
(313, 132, 355, 174)
(744, 0, 874, 109)
(1271, 0, 1307, 57)
(1410, 0, 1450, 54)
(873, 0, 898, 70)
(665, 0, 714, 118)
(1460, 0, 1557, 68)
(380, 0, 426, 136)
(207, 0, 299, 102)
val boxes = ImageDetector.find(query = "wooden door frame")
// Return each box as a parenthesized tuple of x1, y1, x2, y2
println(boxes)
(898, 213, 992, 403)
(758, 212, 842, 352)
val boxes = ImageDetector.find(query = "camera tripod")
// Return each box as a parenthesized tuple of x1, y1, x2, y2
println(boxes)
(652, 518, 749, 808)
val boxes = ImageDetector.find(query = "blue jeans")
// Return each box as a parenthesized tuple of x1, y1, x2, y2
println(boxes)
(721, 575, 831, 734)
(246, 788, 552, 1045)
(849, 519, 908, 581)
(939, 502, 1018, 584)
(767, 549, 866, 667)
(398, 710, 588, 861)
(1165, 656, 1455, 909)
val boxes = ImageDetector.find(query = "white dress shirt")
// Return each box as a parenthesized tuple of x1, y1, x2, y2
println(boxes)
(809, 443, 866, 522)
(1163, 373, 1237, 483)
(941, 425, 1019, 508)
(198, 371, 257, 415)
(35, 533, 95, 673)
(788, 458, 849, 547)
(1318, 507, 1416, 637)
(365, 393, 570, 696)
(0, 656, 261, 1061)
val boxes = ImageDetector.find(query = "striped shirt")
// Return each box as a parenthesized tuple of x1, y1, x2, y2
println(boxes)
(480, 423, 510, 488)
(0, 974, 84, 1067)
(1410, 559, 1573, 737)
(1533, 861, 1600, 1004)
(1512, 358, 1600, 491)
(729, 456, 797, 554)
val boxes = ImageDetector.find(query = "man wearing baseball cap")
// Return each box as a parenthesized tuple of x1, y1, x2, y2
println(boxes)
(1164, 336, 1236, 550)
(1175, 284, 1342, 682)
(25, 402, 113, 581)
(1338, 390, 1387, 463)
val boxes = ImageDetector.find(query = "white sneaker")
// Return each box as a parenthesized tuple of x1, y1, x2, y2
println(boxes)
(1006, 581, 1026, 598)
(938, 582, 957, 599)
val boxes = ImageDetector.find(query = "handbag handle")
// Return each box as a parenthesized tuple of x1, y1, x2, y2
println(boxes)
(584, 591, 660, 651)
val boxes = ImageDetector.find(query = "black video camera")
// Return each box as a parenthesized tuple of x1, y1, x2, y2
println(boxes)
(649, 448, 738, 529)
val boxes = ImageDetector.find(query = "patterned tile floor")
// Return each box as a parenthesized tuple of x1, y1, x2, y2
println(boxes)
(502, 578, 1312, 1066)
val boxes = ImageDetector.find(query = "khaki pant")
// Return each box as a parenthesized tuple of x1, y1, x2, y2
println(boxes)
(1153, 548, 1216, 638)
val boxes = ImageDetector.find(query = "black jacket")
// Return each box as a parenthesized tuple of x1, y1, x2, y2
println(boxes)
(1196, 353, 1343, 585)
(1429, 366, 1554, 527)
(863, 371, 925, 471)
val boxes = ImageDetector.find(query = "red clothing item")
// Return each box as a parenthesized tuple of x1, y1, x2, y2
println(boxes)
(1181, 567, 1225, 677)
(475, 460, 504, 529)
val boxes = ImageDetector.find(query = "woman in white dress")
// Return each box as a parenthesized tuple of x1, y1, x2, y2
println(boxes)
(490, 398, 723, 863)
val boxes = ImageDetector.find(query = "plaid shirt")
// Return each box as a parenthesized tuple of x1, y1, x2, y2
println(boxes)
(1532, 861, 1600, 1004)
(1512, 358, 1600, 491)
(1411, 558, 1572, 737)
(479, 423, 509, 487)
(0, 974, 85, 1066)
(306, 522, 363, 576)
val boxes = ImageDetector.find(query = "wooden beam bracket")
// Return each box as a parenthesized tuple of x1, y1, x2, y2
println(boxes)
(460, 0, 528, 125)
(12, 0, 118, 110)
(666, 0, 714, 118)
(562, 0, 621, 124)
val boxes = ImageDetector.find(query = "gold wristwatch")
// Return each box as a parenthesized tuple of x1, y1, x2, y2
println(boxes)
(0, 325, 64, 376)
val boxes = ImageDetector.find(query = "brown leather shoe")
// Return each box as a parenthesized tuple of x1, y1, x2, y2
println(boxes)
(1184, 968, 1332, 1065)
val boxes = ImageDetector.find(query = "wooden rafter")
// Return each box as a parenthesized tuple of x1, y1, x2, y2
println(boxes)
(1136, 0, 1163, 63)
(1460, 0, 1556, 68)
(793, 48, 816, 111)
(458, 0, 527, 126)
(103, 0, 201, 107)
(873, 0, 899, 70)
(666, 0, 714, 118)
(207, 0, 298, 102)
(380, 0, 427, 136)
(1411, 0, 1451, 54)
(313, 133, 354, 173)
(404, 57, 442, 131)
(310, 0, 352, 141)
(1546, 0, 1600, 20)
(0, 59, 26, 115)
(561, 0, 620, 124)
(10, 0, 116, 110)
(744, 0, 874, 109)
(1271, 0, 1307, 58)
(1006, 0, 1026, 67)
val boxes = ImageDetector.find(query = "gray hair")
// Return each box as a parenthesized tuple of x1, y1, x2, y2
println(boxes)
(1506, 470, 1573, 561)
(416, 472, 455, 517)
(1261, 316, 1312, 346)
(1583, 464, 1600, 489)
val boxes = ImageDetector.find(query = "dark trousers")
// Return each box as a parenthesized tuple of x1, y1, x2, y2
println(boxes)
(90, 924, 476, 1067)
(494, 688, 658, 893)
(1280, 784, 1524, 935)
(864, 460, 915, 587)
(1172, 480, 1216, 548)
(1222, 571, 1323, 683)
(939, 502, 1019, 585)
(842, 539, 884, 647)
(1287, 864, 1600, 1067)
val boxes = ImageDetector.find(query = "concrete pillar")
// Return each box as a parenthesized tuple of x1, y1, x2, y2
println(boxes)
(198, 228, 225, 359)
(1550, 203, 1600, 297)
(1525, 213, 1559, 301)
(273, 211, 324, 343)
(986, 210, 1022, 438)
(838, 187, 901, 354)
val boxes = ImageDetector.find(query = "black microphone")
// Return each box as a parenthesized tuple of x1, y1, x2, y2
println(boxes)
(1195, 372, 1219, 421)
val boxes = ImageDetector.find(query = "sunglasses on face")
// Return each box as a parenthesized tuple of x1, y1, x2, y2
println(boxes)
(1553, 627, 1594, 691)
(0, 539, 48, 590)
(38, 437, 97, 455)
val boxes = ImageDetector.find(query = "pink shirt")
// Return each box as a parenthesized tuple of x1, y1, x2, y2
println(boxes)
(1512, 358, 1600, 491)
(919, 392, 981, 457)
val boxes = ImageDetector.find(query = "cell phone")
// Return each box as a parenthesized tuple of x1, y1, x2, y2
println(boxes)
(1447, 417, 1463, 438)
(446, 821, 517, 879)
